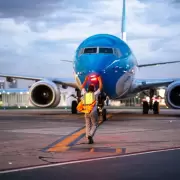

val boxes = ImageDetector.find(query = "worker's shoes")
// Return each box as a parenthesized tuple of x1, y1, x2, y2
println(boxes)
(88, 136, 94, 144)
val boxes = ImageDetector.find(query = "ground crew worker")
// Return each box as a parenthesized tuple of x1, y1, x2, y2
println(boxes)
(79, 75, 102, 144)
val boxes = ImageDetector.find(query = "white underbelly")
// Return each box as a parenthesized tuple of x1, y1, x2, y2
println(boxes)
(116, 71, 133, 97)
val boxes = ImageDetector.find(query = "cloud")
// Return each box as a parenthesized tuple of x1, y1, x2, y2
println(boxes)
(0, 0, 98, 19)
(0, 0, 60, 19)
(0, 0, 180, 82)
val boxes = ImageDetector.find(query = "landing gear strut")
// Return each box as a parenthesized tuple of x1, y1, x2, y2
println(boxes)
(142, 89, 160, 114)
(71, 88, 81, 114)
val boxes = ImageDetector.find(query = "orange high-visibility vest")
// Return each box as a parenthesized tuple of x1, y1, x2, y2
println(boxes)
(77, 92, 96, 113)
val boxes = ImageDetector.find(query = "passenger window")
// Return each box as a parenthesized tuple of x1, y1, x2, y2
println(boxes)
(99, 48, 113, 54)
(84, 48, 97, 54)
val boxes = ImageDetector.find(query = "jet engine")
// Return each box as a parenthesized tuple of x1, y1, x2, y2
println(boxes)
(29, 80, 61, 108)
(165, 81, 180, 109)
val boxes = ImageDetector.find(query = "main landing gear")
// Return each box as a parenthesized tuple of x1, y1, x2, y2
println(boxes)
(142, 89, 160, 114)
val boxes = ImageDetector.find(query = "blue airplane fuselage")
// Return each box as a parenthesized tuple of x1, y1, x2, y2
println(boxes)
(73, 34, 138, 99)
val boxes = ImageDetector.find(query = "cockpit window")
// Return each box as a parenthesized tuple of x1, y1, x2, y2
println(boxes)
(99, 48, 113, 54)
(84, 48, 97, 54)
(78, 48, 84, 56)
(114, 48, 122, 58)
(78, 47, 122, 58)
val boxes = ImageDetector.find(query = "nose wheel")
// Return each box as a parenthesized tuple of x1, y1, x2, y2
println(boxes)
(97, 92, 107, 121)
(97, 105, 107, 121)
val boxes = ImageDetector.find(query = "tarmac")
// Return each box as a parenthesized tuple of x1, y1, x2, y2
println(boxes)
(0, 108, 180, 179)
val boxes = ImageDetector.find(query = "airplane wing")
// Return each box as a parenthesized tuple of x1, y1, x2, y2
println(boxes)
(138, 60, 180, 68)
(0, 73, 78, 89)
(133, 60, 180, 91)
(132, 78, 179, 93)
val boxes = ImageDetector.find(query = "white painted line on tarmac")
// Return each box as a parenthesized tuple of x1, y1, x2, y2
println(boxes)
(1, 147, 180, 174)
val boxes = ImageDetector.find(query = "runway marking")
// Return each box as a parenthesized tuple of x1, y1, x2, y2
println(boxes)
(48, 128, 86, 152)
(44, 114, 112, 152)
(41, 126, 85, 152)
(1, 147, 180, 174)
(69, 147, 126, 153)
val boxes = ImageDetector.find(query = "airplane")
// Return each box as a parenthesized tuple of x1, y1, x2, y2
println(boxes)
(1, 0, 180, 116)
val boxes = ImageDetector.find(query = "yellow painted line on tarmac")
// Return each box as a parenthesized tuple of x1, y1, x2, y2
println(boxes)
(47, 114, 113, 153)
(48, 128, 86, 152)
(69, 146, 126, 154)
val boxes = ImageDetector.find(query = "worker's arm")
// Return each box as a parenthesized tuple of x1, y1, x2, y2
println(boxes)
(98, 76, 103, 91)
(80, 76, 89, 90)
(94, 76, 103, 96)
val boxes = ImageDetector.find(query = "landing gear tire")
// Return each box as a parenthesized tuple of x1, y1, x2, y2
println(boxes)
(153, 101, 159, 114)
(102, 108, 107, 121)
(71, 100, 78, 114)
(143, 101, 149, 114)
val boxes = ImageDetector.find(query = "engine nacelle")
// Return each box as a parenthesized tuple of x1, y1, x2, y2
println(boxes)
(29, 80, 61, 108)
(165, 81, 180, 109)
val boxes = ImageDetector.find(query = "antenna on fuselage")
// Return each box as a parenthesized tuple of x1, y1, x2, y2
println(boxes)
(121, 0, 126, 42)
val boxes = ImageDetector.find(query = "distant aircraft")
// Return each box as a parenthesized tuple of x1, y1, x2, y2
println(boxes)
(1, 0, 180, 115)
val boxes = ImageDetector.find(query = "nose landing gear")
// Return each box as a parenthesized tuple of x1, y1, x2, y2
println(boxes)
(97, 92, 107, 121)
(97, 104, 107, 121)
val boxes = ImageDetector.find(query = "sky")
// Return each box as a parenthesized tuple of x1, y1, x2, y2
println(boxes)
(0, 0, 180, 81)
